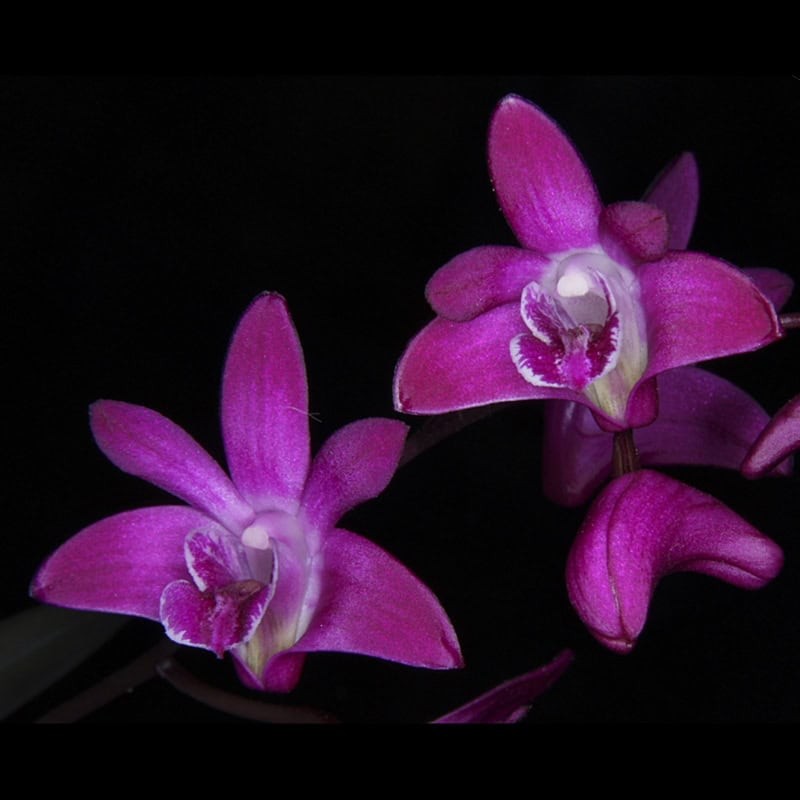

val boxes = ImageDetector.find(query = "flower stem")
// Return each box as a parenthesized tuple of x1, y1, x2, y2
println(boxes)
(156, 658, 339, 723)
(36, 638, 178, 723)
(612, 429, 640, 478)
(399, 405, 500, 468)
(780, 312, 800, 329)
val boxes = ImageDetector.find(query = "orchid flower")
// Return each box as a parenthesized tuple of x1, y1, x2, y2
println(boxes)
(31, 293, 462, 693)
(393, 95, 783, 432)
(566, 469, 783, 653)
(742, 394, 800, 479)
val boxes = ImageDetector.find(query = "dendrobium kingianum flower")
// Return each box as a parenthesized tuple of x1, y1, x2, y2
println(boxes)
(31, 293, 462, 692)
(393, 95, 784, 432)
(566, 470, 783, 653)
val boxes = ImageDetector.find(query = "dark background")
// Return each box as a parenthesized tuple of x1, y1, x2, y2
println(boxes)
(3, 75, 798, 723)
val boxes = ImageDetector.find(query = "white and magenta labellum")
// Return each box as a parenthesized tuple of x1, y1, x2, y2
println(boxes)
(510, 249, 647, 423)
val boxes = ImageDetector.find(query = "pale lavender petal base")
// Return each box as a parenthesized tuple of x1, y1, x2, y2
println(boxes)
(284, 528, 463, 669)
(30, 506, 218, 620)
(742, 394, 800, 479)
(301, 418, 408, 534)
(222, 293, 310, 513)
(426, 246, 551, 321)
(566, 470, 783, 653)
(433, 650, 574, 724)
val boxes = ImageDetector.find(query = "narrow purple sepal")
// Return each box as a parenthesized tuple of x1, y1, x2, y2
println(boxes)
(301, 418, 408, 534)
(566, 470, 784, 653)
(238, 651, 308, 693)
(393, 305, 577, 415)
(90, 400, 254, 533)
(30, 506, 216, 620)
(641, 152, 699, 250)
(432, 650, 574, 724)
(742, 394, 800, 479)
(599, 201, 669, 266)
(221, 293, 310, 514)
(287, 528, 463, 669)
(489, 95, 601, 253)
(426, 246, 551, 321)
(639, 252, 783, 379)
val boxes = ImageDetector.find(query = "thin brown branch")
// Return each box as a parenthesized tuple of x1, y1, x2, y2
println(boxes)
(612, 429, 640, 478)
(36, 638, 178, 723)
(156, 658, 338, 723)
(780, 312, 800, 329)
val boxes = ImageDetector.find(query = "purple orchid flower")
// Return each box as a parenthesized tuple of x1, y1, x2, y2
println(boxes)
(542, 148, 794, 505)
(566, 469, 784, 653)
(393, 95, 783, 432)
(31, 293, 462, 693)
(742, 394, 800, 479)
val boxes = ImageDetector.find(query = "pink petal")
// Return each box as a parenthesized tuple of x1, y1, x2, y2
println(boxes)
(599, 201, 669, 266)
(639, 251, 783, 379)
(566, 470, 784, 654)
(274, 527, 463, 670)
(545, 366, 786, 507)
(488, 95, 601, 253)
(641, 152, 699, 250)
(742, 394, 800, 479)
(393, 304, 579, 415)
(301, 418, 408, 534)
(221, 293, 310, 514)
(160, 577, 274, 657)
(30, 506, 219, 620)
(91, 400, 253, 533)
(432, 650, 574, 724)
(742, 267, 795, 312)
(426, 246, 551, 321)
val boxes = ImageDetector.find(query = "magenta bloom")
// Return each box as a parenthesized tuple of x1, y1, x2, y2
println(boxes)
(566, 470, 783, 653)
(394, 95, 783, 431)
(31, 293, 462, 692)
(742, 394, 800, 479)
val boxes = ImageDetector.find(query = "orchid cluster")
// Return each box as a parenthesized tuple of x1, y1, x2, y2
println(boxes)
(27, 92, 795, 723)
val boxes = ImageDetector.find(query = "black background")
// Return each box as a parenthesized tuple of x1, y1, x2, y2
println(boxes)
(3, 75, 799, 723)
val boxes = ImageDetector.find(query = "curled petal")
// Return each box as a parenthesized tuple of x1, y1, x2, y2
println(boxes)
(222, 293, 310, 514)
(301, 418, 408, 534)
(274, 528, 463, 671)
(546, 367, 787, 506)
(566, 470, 783, 653)
(433, 650, 574, 724)
(160, 577, 274, 658)
(639, 252, 783, 379)
(599, 201, 669, 266)
(742, 394, 800, 479)
(393, 304, 579, 415)
(426, 246, 551, 321)
(30, 507, 220, 620)
(91, 400, 254, 533)
(489, 95, 601, 253)
(742, 267, 794, 312)
(641, 152, 699, 250)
